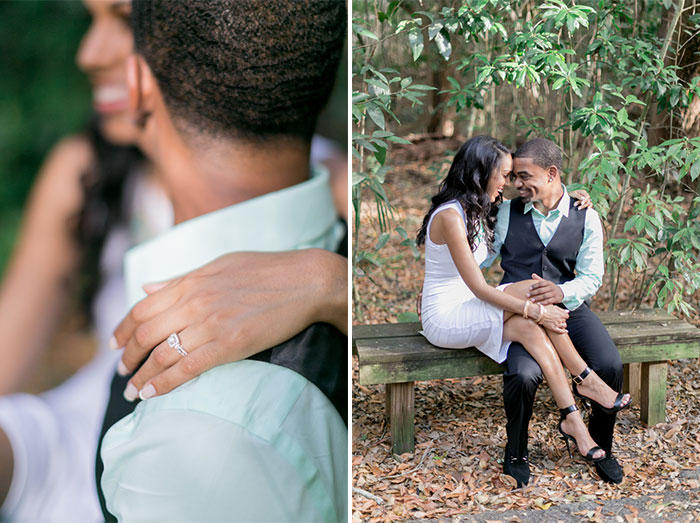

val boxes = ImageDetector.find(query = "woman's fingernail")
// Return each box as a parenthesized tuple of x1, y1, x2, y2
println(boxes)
(117, 360, 129, 377)
(143, 281, 169, 294)
(139, 384, 157, 400)
(123, 382, 139, 402)
(109, 336, 121, 350)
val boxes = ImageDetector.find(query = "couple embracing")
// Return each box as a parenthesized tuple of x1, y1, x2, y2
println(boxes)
(418, 136, 630, 486)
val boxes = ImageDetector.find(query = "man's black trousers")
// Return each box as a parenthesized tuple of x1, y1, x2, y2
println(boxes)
(503, 303, 623, 457)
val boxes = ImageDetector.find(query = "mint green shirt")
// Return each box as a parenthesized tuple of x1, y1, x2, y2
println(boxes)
(483, 185, 604, 310)
(101, 166, 347, 522)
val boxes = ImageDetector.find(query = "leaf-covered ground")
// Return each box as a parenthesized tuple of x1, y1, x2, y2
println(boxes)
(352, 138, 700, 521)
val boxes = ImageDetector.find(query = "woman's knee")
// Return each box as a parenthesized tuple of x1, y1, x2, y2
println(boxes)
(503, 280, 538, 300)
(506, 316, 546, 345)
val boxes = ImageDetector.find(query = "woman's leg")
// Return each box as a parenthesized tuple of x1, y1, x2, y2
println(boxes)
(503, 281, 630, 410)
(503, 315, 604, 460)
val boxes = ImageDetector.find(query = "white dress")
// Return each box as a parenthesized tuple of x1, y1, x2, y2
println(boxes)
(420, 200, 511, 363)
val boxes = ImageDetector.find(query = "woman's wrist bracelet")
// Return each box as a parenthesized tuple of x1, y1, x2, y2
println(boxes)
(523, 300, 530, 319)
(536, 304, 546, 324)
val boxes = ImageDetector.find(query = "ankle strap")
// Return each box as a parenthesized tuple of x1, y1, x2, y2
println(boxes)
(559, 404, 578, 417)
(572, 366, 592, 385)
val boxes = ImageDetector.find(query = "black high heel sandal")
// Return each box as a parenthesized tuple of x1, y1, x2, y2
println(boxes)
(572, 366, 631, 415)
(558, 404, 606, 462)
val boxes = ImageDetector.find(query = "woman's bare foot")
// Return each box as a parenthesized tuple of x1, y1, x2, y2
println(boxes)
(574, 367, 631, 411)
(560, 410, 605, 460)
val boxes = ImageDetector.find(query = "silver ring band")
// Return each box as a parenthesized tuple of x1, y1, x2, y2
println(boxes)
(167, 332, 188, 357)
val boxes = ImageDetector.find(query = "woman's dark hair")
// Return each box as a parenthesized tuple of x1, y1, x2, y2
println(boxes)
(416, 136, 510, 252)
(74, 117, 144, 318)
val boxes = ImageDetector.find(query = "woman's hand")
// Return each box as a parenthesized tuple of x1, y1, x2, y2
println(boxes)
(539, 304, 569, 333)
(570, 189, 592, 209)
(111, 249, 347, 401)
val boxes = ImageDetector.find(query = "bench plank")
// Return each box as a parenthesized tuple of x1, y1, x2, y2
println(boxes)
(357, 341, 698, 385)
(353, 310, 692, 342)
(360, 355, 504, 385)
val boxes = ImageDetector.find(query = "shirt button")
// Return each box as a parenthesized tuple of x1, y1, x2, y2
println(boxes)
(543, 266, 548, 271)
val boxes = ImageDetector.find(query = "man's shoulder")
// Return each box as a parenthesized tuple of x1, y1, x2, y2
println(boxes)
(498, 197, 515, 214)
(570, 199, 601, 223)
(568, 196, 600, 219)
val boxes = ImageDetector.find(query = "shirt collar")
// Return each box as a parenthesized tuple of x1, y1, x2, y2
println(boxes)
(523, 184, 570, 218)
(124, 165, 343, 306)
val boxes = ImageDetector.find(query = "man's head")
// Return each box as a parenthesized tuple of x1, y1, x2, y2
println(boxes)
(511, 138, 562, 204)
(130, 0, 346, 144)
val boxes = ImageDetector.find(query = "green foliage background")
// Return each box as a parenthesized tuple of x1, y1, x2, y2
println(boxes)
(0, 1, 90, 270)
(353, 0, 700, 318)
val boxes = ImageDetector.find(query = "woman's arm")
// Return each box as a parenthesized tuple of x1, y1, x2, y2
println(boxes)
(112, 248, 348, 399)
(431, 209, 568, 329)
(0, 137, 89, 394)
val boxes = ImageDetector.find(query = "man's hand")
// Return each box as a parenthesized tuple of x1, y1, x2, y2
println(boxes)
(111, 249, 347, 402)
(526, 273, 564, 305)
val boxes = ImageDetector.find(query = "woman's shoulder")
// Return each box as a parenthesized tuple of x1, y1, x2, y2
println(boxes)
(430, 204, 467, 236)
(433, 199, 465, 217)
(45, 134, 94, 176)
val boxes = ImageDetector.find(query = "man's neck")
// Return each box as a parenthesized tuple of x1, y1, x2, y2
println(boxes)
(533, 184, 565, 216)
(158, 136, 311, 223)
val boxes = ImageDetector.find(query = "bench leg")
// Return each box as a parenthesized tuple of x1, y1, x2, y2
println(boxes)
(384, 384, 391, 423)
(640, 361, 668, 425)
(386, 382, 414, 455)
(623, 362, 642, 400)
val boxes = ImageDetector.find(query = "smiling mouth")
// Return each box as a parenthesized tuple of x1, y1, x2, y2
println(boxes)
(93, 85, 129, 114)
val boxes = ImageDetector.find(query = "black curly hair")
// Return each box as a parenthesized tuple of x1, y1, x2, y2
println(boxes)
(75, 118, 144, 318)
(131, 0, 346, 143)
(513, 137, 562, 171)
(416, 136, 511, 252)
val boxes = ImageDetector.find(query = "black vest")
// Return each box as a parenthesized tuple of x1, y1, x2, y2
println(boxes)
(500, 197, 586, 285)
(95, 224, 348, 521)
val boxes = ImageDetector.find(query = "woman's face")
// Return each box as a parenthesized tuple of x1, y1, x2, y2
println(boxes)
(486, 154, 512, 203)
(76, 0, 136, 145)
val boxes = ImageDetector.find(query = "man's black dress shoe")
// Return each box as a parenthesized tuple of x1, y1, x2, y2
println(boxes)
(503, 448, 529, 487)
(594, 454, 623, 484)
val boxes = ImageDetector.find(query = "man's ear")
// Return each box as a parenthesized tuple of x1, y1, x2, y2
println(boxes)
(127, 54, 156, 127)
(548, 165, 558, 182)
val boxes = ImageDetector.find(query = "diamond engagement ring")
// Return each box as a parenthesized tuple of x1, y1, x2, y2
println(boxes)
(167, 332, 188, 357)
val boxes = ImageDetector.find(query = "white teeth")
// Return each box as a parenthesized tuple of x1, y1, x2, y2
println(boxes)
(94, 85, 128, 104)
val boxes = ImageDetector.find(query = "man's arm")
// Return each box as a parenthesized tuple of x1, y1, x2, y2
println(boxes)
(557, 208, 604, 310)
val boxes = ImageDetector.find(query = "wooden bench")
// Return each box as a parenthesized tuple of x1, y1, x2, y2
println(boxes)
(353, 310, 700, 454)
